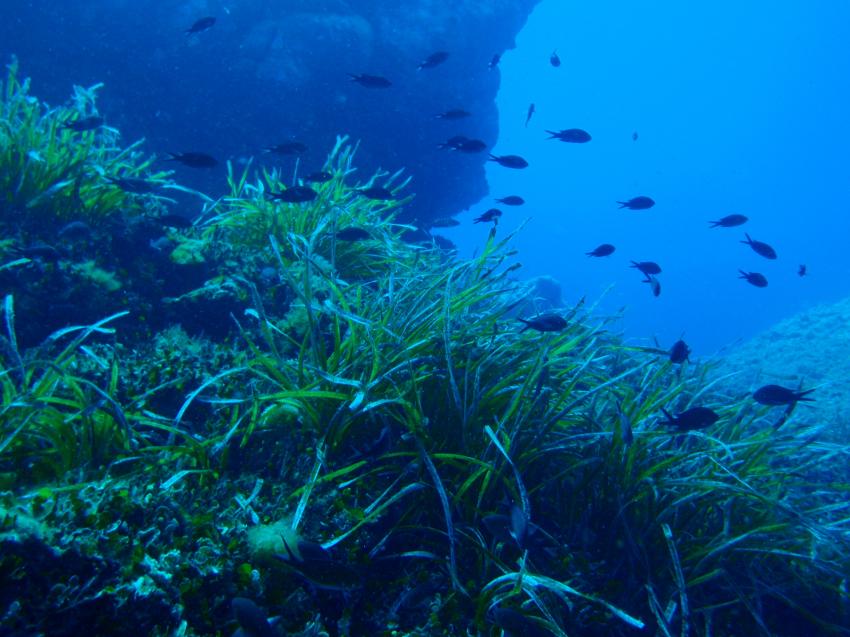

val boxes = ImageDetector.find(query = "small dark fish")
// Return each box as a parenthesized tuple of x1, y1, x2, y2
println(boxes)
(336, 227, 371, 241)
(489, 53, 501, 70)
(357, 186, 395, 200)
(268, 185, 318, 203)
(632, 131, 639, 141)
(156, 213, 193, 228)
(108, 176, 157, 194)
(430, 217, 460, 228)
(741, 233, 777, 259)
(57, 220, 91, 239)
(615, 401, 634, 447)
(739, 270, 768, 287)
(455, 138, 487, 153)
(418, 51, 449, 70)
(263, 141, 307, 155)
(509, 504, 529, 550)
(435, 109, 471, 120)
(550, 50, 561, 67)
(437, 135, 469, 150)
(304, 171, 333, 183)
(349, 73, 392, 88)
(63, 115, 104, 132)
(231, 597, 276, 637)
(753, 384, 815, 406)
(709, 214, 748, 228)
(167, 152, 218, 168)
(662, 406, 719, 431)
(474, 208, 502, 224)
(669, 339, 691, 364)
(618, 196, 655, 210)
(16, 242, 61, 262)
(630, 260, 661, 276)
(798, 264, 807, 277)
(488, 154, 528, 169)
(525, 103, 535, 128)
(644, 275, 661, 297)
(587, 243, 615, 257)
(517, 313, 567, 333)
(495, 195, 524, 206)
(546, 128, 591, 143)
(186, 16, 216, 34)
(275, 538, 361, 591)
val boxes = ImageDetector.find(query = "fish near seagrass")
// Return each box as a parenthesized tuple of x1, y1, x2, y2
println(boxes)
(167, 152, 218, 168)
(753, 384, 815, 406)
(669, 339, 691, 364)
(231, 597, 277, 637)
(474, 208, 502, 224)
(661, 406, 719, 431)
(517, 313, 567, 333)
(268, 185, 318, 203)
(63, 115, 105, 132)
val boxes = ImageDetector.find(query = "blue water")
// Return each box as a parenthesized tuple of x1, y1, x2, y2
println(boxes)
(445, 0, 850, 355)
(2, 0, 848, 356)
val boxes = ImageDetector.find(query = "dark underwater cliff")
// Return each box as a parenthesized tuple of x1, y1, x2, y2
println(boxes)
(0, 0, 541, 225)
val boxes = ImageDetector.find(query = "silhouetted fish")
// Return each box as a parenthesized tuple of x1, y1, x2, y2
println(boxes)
(349, 73, 392, 88)
(662, 406, 719, 430)
(167, 152, 218, 168)
(431, 235, 456, 251)
(357, 186, 395, 200)
(546, 128, 591, 143)
(434, 109, 471, 120)
(231, 598, 276, 637)
(517, 313, 567, 332)
(418, 51, 449, 70)
(186, 16, 216, 35)
(455, 139, 487, 153)
(669, 339, 691, 364)
(644, 275, 661, 297)
(587, 243, 615, 257)
(798, 264, 807, 277)
(269, 185, 318, 203)
(489, 53, 501, 69)
(474, 208, 502, 223)
(336, 227, 371, 241)
(753, 384, 815, 406)
(709, 214, 748, 228)
(630, 260, 661, 276)
(550, 50, 561, 67)
(495, 195, 524, 206)
(741, 233, 777, 259)
(525, 103, 535, 128)
(488, 154, 528, 169)
(263, 141, 307, 155)
(618, 196, 655, 210)
(739, 270, 768, 287)
(108, 176, 158, 193)
(632, 131, 639, 141)
(63, 115, 104, 132)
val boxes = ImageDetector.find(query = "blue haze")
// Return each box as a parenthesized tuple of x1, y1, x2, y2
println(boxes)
(446, 0, 850, 355)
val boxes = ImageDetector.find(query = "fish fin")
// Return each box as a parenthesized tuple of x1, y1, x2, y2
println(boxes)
(616, 201, 628, 208)
(795, 388, 816, 402)
(661, 408, 675, 425)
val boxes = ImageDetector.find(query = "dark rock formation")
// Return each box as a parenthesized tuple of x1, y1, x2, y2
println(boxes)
(0, 0, 541, 225)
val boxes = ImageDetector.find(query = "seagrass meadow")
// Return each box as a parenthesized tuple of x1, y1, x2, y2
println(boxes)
(1, 61, 850, 637)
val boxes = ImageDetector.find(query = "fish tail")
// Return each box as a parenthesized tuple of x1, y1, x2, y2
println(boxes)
(737, 270, 748, 279)
(616, 201, 628, 208)
(741, 233, 752, 244)
(795, 388, 816, 402)
(708, 220, 720, 227)
(661, 408, 675, 424)
(516, 318, 531, 332)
